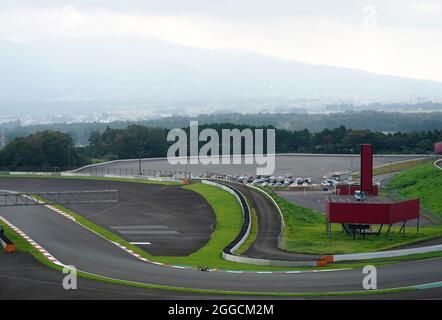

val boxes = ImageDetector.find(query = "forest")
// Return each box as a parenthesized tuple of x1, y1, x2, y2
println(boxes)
(1, 123, 439, 171)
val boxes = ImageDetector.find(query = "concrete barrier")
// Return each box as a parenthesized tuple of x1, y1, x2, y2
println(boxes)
(202, 180, 251, 254)
(222, 253, 317, 267)
(8, 171, 181, 183)
(204, 180, 323, 267)
(332, 244, 442, 262)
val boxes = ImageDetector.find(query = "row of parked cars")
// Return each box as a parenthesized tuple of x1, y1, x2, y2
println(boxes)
(229, 175, 313, 188)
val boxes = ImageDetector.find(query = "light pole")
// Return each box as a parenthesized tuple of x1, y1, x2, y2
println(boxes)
(138, 141, 146, 176)
(67, 145, 70, 171)
(389, 160, 392, 183)
(350, 147, 354, 181)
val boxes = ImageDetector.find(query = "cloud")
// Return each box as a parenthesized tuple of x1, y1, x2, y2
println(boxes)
(409, 2, 442, 16)
(0, 2, 441, 82)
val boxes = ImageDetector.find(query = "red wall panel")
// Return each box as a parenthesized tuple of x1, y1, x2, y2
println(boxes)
(327, 199, 420, 224)
(390, 199, 420, 223)
(327, 202, 391, 224)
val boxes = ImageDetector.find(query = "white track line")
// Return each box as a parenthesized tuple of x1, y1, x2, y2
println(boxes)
(0, 216, 63, 266)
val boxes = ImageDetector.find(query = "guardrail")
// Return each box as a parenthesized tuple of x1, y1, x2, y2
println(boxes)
(5, 171, 182, 183)
(329, 244, 442, 262)
(202, 180, 251, 254)
(203, 179, 321, 267)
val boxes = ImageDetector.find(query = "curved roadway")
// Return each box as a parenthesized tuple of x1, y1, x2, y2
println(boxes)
(1, 178, 442, 295)
(240, 185, 320, 261)
(73, 154, 424, 182)
(0, 178, 215, 256)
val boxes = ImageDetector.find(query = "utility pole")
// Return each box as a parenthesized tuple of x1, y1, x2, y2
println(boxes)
(67, 145, 70, 171)
(350, 148, 354, 176)
(389, 160, 392, 183)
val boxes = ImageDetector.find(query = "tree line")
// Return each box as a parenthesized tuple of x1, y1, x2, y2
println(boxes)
(1, 124, 441, 171)
(4, 110, 442, 146)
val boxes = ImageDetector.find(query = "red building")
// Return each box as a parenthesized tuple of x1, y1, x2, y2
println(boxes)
(326, 144, 420, 238)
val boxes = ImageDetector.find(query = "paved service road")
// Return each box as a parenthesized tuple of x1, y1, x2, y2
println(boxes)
(241, 186, 320, 261)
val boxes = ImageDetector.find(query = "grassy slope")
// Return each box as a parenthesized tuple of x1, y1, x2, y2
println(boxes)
(153, 183, 245, 268)
(352, 158, 428, 180)
(265, 186, 442, 255)
(385, 163, 442, 219)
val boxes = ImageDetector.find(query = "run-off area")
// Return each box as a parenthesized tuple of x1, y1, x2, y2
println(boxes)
(0, 178, 215, 256)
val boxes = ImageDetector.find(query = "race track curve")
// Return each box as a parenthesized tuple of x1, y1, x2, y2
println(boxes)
(1, 177, 442, 295)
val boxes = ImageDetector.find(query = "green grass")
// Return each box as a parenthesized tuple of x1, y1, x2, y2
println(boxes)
(152, 183, 245, 268)
(263, 188, 442, 255)
(3, 177, 441, 295)
(3, 216, 422, 296)
(1, 223, 63, 271)
(236, 205, 258, 255)
(29, 182, 313, 271)
(353, 158, 429, 180)
(372, 158, 429, 176)
(385, 163, 442, 219)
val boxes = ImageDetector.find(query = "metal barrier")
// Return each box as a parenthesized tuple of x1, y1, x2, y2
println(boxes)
(0, 190, 118, 206)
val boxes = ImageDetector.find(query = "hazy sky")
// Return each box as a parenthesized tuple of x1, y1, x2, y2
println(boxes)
(1, 0, 442, 81)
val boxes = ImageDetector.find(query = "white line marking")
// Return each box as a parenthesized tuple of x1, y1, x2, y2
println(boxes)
(130, 242, 152, 245)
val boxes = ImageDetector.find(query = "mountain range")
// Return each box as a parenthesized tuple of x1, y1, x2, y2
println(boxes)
(1, 37, 442, 107)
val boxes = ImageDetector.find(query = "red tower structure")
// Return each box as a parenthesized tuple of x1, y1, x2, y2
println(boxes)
(336, 144, 378, 196)
(360, 144, 373, 194)
(326, 143, 420, 238)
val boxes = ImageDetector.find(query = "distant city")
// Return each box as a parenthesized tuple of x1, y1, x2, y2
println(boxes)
(1, 98, 442, 127)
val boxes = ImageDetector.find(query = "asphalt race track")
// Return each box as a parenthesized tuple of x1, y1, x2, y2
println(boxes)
(74, 154, 423, 181)
(242, 186, 320, 261)
(4, 252, 442, 300)
(1, 177, 442, 297)
(0, 178, 215, 256)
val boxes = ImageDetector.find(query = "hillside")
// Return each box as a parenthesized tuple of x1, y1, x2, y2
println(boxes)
(386, 162, 442, 220)
(1, 37, 442, 108)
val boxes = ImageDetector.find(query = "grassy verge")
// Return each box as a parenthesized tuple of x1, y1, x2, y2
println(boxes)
(373, 158, 430, 176)
(384, 163, 442, 220)
(263, 188, 442, 255)
(353, 158, 429, 180)
(30, 182, 313, 271)
(236, 204, 258, 255)
(1, 223, 63, 271)
(3, 217, 421, 296)
(3, 172, 442, 273)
